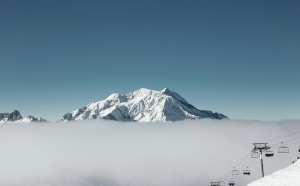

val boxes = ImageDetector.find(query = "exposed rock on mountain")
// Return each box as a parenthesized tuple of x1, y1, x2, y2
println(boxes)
(0, 110, 46, 123)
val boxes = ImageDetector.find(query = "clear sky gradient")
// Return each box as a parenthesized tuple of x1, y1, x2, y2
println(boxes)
(0, 0, 299, 121)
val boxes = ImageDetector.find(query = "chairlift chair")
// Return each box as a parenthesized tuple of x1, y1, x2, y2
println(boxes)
(210, 181, 221, 186)
(243, 167, 251, 176)
(228, 179, 236, 186)
(251, 152, 259, 158)
(278, 141, 290, 154)
(232, 168, 240, 176)
(228, 181, 235, 186)
(265, 149, 274, 157)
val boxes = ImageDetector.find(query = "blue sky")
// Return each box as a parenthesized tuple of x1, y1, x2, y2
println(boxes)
(0, 0, 299, 121)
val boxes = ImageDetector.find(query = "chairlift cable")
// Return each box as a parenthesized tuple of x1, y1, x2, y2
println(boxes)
(219, 152, 252, 181)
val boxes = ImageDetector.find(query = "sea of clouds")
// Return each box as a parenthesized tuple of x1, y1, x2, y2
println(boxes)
(0, 119, 299, 186)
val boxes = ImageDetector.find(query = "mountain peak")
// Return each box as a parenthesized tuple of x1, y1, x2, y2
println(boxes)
(160, 88, 170, 93)
(132, 88, 154, 96)
(63, 88, 228, 122)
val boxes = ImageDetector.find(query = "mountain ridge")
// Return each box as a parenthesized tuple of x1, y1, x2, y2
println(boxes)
(62, 88, 228, 122)
(0, 110, 47, 123)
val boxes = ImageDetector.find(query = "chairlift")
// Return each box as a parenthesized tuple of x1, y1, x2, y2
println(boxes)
(265, 149, 274, 157)
(232, 167, 240, 176)
(298, 145, 300, 152)
(278, 141, 290, 154)
(251, 152, 259, 158)
(243, 167, 251, 176)
(210, 181, 221, 186)
(228, 180, 236, 186)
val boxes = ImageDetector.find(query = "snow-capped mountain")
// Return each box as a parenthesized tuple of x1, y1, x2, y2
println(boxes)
(63, 88, 228, 122)
(248, 160, 300, 186)
(0, 110, 47, 123)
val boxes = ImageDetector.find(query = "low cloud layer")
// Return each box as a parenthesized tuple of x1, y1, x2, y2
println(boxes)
(0, 119, 299, 186)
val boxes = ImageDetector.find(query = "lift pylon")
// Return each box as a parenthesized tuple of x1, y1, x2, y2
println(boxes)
(252, 143, 271, 177)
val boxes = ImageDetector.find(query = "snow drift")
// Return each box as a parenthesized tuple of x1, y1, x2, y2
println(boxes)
(62, 88, 227, 122)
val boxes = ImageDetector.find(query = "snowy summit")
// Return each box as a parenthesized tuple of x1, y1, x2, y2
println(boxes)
(63, 88, 227, 122)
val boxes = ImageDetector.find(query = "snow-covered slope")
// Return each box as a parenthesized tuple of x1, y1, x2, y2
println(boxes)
(248, 161, 300, 186)
(0, 110, 46, 123)
(63, 88, 227, 122)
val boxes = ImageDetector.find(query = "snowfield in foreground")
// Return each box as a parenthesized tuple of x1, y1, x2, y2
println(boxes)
(248, 160, 300, 186)
(0, 119, 299, 186)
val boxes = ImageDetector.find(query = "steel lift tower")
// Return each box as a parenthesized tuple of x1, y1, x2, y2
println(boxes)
(252, 143, 272, 177)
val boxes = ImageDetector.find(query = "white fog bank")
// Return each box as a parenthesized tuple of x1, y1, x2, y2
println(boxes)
(0, 119, 299, 186)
